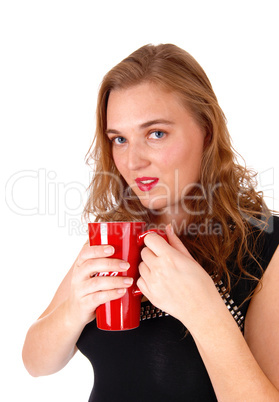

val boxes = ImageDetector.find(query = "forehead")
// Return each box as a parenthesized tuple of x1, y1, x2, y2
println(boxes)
(106, 82, 188, 127)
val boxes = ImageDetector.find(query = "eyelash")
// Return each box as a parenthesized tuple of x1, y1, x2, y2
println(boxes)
(109, 130, 166, 145)
(148, 130, 166, 139)
(111, 136, 126, 145)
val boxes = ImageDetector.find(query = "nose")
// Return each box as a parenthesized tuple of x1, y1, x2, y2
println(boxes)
(127, 142, 150, 171)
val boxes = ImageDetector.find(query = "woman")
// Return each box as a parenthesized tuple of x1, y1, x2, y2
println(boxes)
(22, 44, 279, 401)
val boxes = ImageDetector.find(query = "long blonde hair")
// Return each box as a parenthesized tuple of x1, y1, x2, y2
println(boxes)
(84, 43, 271, 290)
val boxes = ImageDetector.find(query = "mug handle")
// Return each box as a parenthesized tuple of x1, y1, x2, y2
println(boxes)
(137, 228, 168, 247)
(133, 229, 168, 296)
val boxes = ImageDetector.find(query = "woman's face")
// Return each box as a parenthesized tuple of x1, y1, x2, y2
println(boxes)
(106, 82, 205, 224)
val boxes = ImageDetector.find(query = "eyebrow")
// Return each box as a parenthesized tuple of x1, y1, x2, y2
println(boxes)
(105, 119, 175, 135)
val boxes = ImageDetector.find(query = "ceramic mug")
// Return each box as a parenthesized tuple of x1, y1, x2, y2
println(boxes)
(88, 221, 167, 330)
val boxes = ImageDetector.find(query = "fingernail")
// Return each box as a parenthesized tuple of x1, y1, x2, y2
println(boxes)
(123, 278, 133, 285)
(117, 288, 127, 294)
(119, 262, 130, 270)
(104, 246, 114, 254)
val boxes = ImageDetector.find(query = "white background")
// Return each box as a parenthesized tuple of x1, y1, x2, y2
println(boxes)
(1, 1, 278, 401)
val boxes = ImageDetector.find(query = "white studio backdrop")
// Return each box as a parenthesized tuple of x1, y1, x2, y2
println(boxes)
(1, 1, 278, 401)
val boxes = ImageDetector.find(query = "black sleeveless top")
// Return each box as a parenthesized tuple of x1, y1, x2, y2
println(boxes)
(77, 216, 279, 402)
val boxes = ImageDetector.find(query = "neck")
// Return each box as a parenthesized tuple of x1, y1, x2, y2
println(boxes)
(150, 210, 189, 235)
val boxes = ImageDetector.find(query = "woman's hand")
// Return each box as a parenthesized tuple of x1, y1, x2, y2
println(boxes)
(137, 224, 219, 330)
(65, 242, 133, 328)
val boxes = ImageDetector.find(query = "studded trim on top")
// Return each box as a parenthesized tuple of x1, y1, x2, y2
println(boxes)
(213, 278, 245, 332)
(140, 304, 169, 321)
(140, 278, 245, 333)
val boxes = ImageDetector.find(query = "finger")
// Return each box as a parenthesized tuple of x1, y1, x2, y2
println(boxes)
(136, 275, 150, 296)
(166, 223, 194, 260)
(138, 260, 150, 276)
(143, 232, 168, 256)
(84, 275, 134, 295)
(89, 287, 128, 307)
(141, 246, 157, 266)
(138, 262, 153, 296)
(76, 243, 115, 267)
(75, 257, 130, 281)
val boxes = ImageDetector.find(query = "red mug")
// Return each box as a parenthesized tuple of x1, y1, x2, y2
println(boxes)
(88, 221, 167, 331)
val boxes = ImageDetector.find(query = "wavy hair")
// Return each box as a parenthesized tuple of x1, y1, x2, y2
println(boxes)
(83, 43, 271, 293)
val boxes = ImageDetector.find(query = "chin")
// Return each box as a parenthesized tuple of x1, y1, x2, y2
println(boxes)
(139, 198, 169, 213)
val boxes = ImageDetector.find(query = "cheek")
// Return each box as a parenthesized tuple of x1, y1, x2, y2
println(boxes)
(163, 143, 192, 167)
(112, 151, 123, 173)
(159, 144, 184, 167)
(167, 141, 203, 180)
(112, 153, 131, 184)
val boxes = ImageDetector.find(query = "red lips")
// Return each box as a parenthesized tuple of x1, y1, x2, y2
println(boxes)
(135, 177, 159, 191)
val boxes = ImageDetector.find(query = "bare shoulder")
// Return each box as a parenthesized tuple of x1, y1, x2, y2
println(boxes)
(245, 245, 279, 387)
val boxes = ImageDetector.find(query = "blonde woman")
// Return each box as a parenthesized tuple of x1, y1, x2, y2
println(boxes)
(23, 44, 279, 401)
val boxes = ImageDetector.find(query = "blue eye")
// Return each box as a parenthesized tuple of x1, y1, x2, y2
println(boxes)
(149, 131, 165, 139)
(113, 136, 126, 145)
